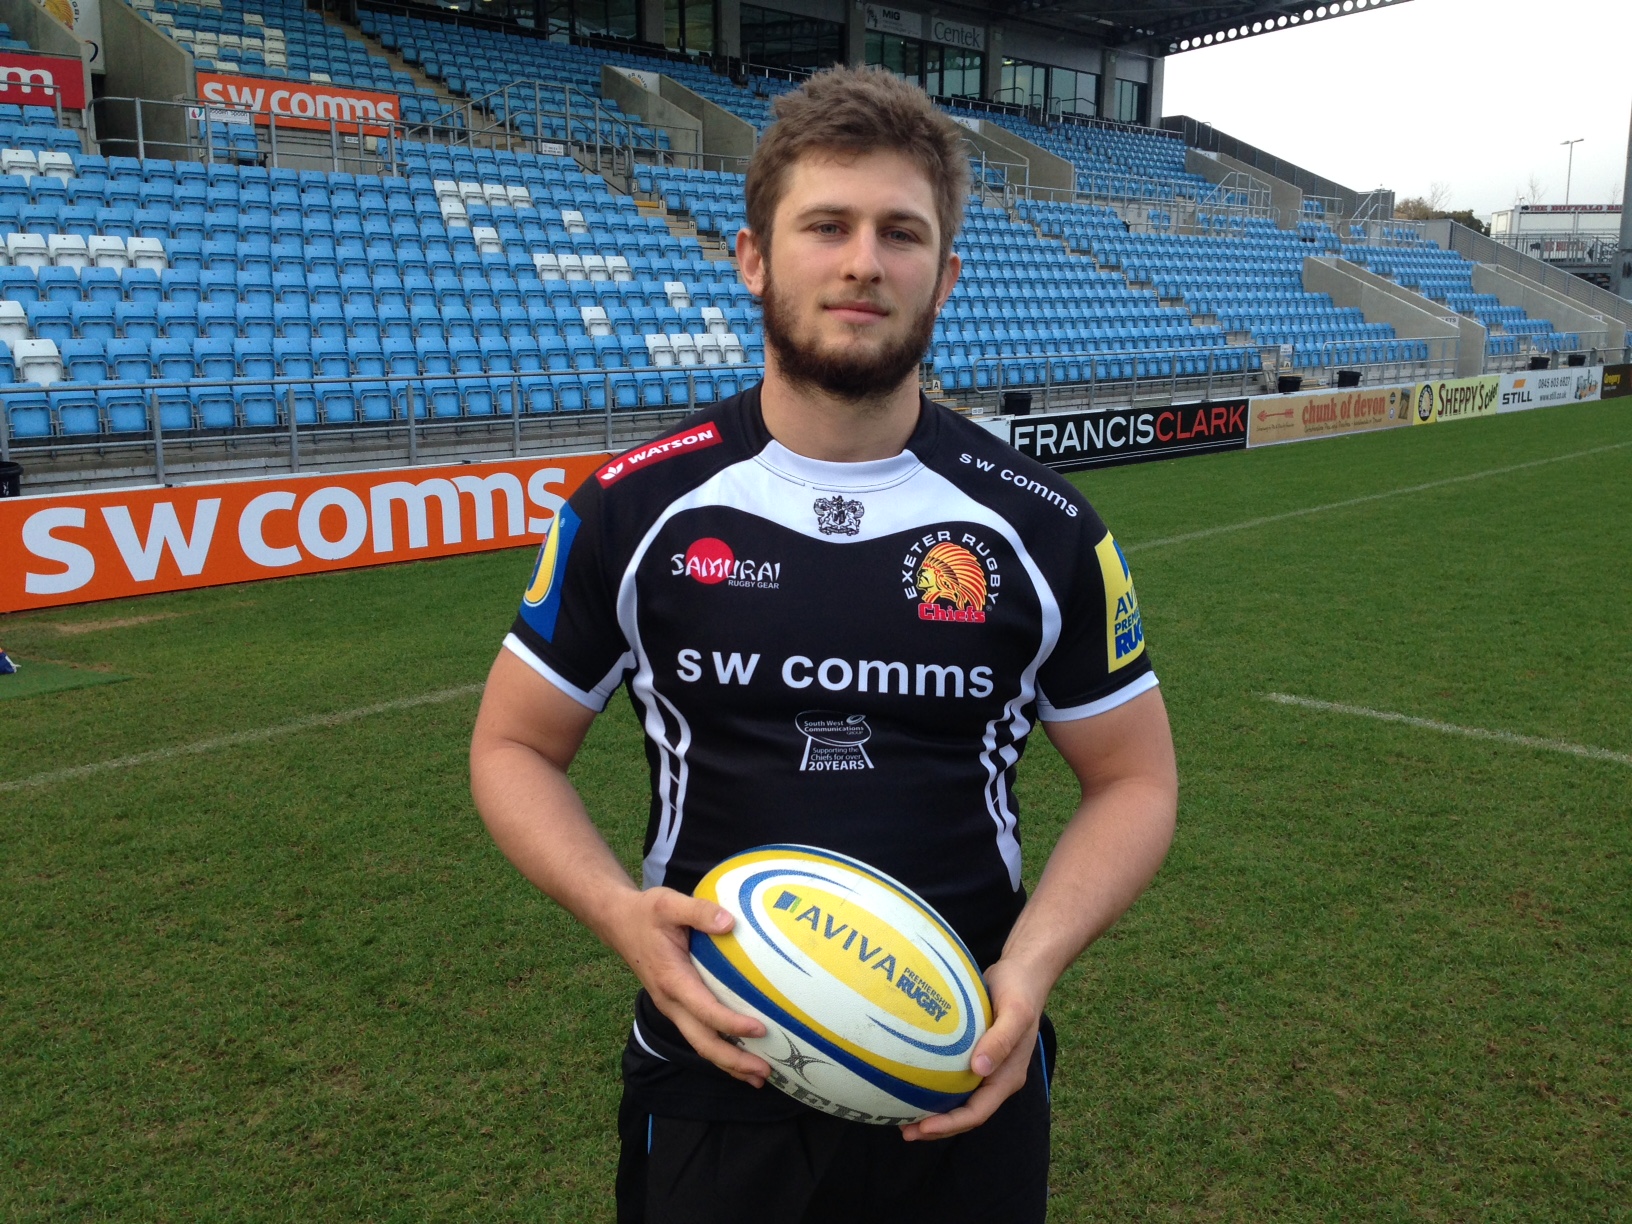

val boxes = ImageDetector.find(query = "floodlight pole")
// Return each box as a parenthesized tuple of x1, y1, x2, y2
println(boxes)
(1617, 105, 1632, 301)
(1561, 138, 1583, 206)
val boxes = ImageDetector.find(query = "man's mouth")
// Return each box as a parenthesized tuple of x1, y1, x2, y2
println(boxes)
(823, 301, 891, 324)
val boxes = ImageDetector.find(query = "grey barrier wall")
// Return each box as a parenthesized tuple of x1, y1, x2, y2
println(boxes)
(1470, 264, 1622, 351)
(0, 0, 91, 70)
(1186, 148, 1300, 229)
(1423, 218, 1632, 330)
(98, 0, 192, 159)
(1165, 114, 1390, 220)
(600, 65, 702, 163)
(966, 119, 1074, 196)
(1303, 256, 1471, 376)
(656, 73, 755, 169)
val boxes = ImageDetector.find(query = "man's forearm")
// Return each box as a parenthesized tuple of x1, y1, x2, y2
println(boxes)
(470, 737, 641, 945)
(998, 775, 1177, 995)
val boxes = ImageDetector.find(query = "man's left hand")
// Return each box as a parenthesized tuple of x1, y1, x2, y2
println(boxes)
(898, 958, 1045, 1141)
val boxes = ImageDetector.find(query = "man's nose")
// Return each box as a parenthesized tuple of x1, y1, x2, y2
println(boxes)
(840, 228, 886, 283)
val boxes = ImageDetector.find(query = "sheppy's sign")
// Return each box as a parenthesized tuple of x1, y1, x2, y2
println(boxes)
(196, 72, 401, 136)
(1, 455, 606, 613)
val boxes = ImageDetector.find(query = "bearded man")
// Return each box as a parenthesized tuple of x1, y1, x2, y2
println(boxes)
(470, 65, 1177, 1224)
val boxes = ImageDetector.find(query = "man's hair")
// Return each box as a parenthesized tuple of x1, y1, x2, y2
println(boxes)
(744, 65, 970, 268)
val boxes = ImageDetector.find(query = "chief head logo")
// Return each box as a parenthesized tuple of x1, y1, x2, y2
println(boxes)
(915, 542, 986, 612)
(813, 495, 864, 537)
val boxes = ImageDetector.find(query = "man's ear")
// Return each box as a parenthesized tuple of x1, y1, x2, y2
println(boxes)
(934, 251, 962, 312)
(738, 228, 767, 297)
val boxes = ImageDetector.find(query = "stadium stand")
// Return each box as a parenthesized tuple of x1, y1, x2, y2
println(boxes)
(0, 6, 1610, 453)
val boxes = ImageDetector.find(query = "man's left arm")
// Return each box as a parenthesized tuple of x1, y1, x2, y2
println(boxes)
(902, 685, 1178, 1141)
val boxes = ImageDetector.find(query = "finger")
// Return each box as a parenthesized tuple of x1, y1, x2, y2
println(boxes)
(656, 888, 735, 935)
(902, 1049, 1031, 1141)
(969, 1004, 1034, 1077)
(657, 968, 766, 1040)
(667, 1008, 771, 1085)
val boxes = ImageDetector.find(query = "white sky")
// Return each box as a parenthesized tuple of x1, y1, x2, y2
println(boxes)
(1161, 0, 1632, 219)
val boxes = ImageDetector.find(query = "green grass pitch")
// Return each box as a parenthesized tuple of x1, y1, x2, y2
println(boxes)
(2, 400, 1628, 1220)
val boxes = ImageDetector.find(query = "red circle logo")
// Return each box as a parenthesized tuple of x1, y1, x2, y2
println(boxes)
(683, 537, 735, 584)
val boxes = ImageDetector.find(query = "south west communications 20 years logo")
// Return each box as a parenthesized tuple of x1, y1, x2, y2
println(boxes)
(901, 530, 1000, 623)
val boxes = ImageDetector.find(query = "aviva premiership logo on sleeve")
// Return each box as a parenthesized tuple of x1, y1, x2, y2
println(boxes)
(520, 503, 581, 641)
(1094, 531, 1144, 670)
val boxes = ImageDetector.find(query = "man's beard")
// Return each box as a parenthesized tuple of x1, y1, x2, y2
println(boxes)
(759, 270, 939, 402)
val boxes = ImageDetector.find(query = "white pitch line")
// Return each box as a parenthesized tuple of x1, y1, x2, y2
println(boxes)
(1125, 439, 1632, 554)
(1262, 692, 1632, 769)
(0, 683, 485, 795)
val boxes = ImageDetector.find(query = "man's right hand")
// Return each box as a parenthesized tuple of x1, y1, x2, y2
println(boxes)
(605, 886, 772, 1087)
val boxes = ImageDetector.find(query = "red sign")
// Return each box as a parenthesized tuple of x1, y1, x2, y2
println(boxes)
(196, 71, 401, 137)
(595, 421, 721, 487)
(0, 453, 608, 613)
(0, 53, 86, 109)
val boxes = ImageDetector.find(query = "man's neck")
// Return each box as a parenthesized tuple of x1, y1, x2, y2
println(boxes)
(758, 358, 922, 464)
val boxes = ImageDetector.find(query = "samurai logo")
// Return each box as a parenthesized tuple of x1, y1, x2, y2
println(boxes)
(813, 495, 864, 537)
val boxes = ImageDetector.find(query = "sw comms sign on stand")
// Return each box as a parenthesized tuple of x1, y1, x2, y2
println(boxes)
(1001, 400, 1248, 471)
(0, 52, 86, 108)
(196, 72, 401, 137)
(1, 454, 607, 613)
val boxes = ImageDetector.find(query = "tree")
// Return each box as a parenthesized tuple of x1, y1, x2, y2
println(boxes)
(1524, 172, 1548, 205)
(1393, 188, 1488, 234)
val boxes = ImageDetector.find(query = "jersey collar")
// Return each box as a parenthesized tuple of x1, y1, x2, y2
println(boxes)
(742, 385, 939, 493)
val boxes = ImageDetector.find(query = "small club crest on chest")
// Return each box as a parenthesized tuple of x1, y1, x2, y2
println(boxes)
(813, 495, 865, 537)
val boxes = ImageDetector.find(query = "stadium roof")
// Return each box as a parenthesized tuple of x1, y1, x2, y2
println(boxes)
(995, 0, 1411, 54)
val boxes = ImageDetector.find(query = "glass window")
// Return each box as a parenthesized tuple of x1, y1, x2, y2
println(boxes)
(998, 58, 1045, 109)
(1114, 79, 1147, 125)
(741, 4, 842, 73)
(1048, 66, 1097, 118)
(868, 33, 980, 99)
(664, 0, 713, 52)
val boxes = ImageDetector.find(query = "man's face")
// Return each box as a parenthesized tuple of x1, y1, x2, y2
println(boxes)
(740, 149, 960, 401)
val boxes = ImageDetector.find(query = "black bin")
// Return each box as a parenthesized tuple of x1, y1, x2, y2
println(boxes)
(1335, 369, 1363, 388)
(1528, 355, 1551, 371)
(1566, 353, 1587, 367)
(0, 461, 21, 498)
(1001, 391, 1033, 416)
(1277, 375, 1303, 394)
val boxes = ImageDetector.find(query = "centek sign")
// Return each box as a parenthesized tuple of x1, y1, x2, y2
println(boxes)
(196, 72, 400, 136)
(1008, 401, 1247, 471)
(0, 53, 87, 109)
(1, 454, 607, 613)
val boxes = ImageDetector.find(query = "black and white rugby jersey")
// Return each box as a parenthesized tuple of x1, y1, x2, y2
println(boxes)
(506, 386, 1157, 979)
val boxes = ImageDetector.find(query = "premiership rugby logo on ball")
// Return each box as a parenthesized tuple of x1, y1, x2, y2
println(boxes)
(690, 845, 992, 1124)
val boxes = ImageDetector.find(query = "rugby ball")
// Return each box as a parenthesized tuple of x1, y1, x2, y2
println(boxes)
(689, 844, 992, 1125)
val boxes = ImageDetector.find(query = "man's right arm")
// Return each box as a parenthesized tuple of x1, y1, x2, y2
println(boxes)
(469, 647, 771, 1086)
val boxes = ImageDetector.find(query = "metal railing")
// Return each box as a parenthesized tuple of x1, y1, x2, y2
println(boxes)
(0, 363, 763, 481)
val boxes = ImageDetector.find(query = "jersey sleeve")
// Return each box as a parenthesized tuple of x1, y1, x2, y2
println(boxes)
(1033, 517, 1158, 721)
(504, 482, 632, 711)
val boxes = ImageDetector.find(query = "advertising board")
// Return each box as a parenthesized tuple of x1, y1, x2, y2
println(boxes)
(1407, 375, 1501, 425)
(39, 0, 103, 70)
(196, 72, 400, 136)
(1245, 384, 1412, 447)
(863, 4, 922, 37)
(1601, 363, 1631, 401)
(1, 454, 607, 613)
(1006, 401, 1247, 471)
(1496, 367, 1602, 413)
(0, 52, 86, 108)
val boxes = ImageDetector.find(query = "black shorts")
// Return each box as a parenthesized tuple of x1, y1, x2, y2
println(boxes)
(615, 1015, 1055, 1224)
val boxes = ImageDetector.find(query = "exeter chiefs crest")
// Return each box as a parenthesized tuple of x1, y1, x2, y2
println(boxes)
(813, 495, 865, 537)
